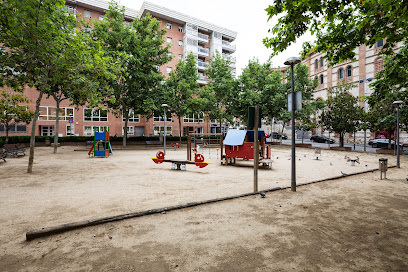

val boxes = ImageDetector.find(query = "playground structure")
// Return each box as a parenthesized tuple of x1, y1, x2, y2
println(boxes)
(186, 133, 224, 161)
(222, 129, 272, 168)
(151, 151, 209, 170)
(88, 126, 113, 158)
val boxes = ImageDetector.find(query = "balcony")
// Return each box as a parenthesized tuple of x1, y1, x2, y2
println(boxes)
(197, 47, 209, 58)
(222, 53, 236, 63)
(197, 75, 209, 85)
(197, 33, 209, 44)
(197, 61, 209, 71)
(222, 40, 236, 52)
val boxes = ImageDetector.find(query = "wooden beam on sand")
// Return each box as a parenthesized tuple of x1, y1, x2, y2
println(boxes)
(26, 187, 282, 241)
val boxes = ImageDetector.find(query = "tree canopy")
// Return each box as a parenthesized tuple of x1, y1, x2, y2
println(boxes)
(264, 0, 408, 64)
(91, 1, 171, 146)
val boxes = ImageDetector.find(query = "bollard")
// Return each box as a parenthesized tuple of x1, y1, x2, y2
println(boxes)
(379, 158, 388, 180)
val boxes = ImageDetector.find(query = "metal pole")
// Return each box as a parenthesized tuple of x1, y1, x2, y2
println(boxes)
(290, 64, 296, 192)
(163, 107, 166, 155)
(396, 105, 400, 168)
(364, 79, 367, 152)
(254, 105, 259, 192)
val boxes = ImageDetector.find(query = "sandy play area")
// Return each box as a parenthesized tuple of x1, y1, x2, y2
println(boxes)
(1, 145, 407, 271)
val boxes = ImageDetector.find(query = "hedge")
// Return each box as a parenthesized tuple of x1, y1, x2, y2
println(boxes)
(0, 135, 190, 144)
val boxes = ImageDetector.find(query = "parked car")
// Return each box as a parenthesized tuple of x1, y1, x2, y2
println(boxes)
(310, 135, 335, 144)
(268, 132, 288, 140)
(368, 139, 399, 148)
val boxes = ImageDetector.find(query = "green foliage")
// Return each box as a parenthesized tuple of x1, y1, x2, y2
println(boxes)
(0, 138, 4, 147)
(91, 1, 171, 146)
(164, 53, 200, 140)
(235, 59, 274, 121)
(0, 90, 34, 142)
(202, 51, 236, 124)
(319, 82, 364, 147)
(264, 0, 408, 64)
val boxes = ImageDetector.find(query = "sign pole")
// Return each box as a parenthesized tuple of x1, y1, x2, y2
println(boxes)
(254, 105, 259, 192)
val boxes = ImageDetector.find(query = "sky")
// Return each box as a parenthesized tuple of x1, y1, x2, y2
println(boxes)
(119, 0, 312, 76)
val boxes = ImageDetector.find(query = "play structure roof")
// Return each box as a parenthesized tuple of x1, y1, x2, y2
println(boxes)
(223, 130, 247, 146)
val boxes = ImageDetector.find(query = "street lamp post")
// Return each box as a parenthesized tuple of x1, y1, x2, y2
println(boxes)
(284, 56, 301, 192)
(393, 100, 403, 168)
(162, 104, 168, 155)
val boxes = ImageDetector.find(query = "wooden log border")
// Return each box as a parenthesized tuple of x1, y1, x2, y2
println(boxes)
(26, 166, 395, 241)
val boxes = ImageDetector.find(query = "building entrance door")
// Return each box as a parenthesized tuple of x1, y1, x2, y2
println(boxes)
(41, 126, 54, 136)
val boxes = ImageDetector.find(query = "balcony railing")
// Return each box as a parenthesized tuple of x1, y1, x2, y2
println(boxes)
(222, 53, 236, 62)
(198, 47, 209, 54)
(198, 76, 209, 83)
(197, 61, 209, 69)
(222, 40, 236, 51)
(197, 33, 209, 41)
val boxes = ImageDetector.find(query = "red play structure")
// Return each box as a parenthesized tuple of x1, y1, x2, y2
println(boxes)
(223, 129, 272, 167)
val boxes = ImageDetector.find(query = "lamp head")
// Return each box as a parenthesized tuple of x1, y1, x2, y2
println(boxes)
(162, 103, 168, 107)
(393, 101, 403, 105)
(284, 57, 301, 66)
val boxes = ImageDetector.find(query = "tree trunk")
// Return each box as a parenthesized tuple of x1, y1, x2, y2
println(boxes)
(123, 107, 128, 147)
(339, 133, 344, 147)
(178, 116, 182, 144)
(27, 90, 44, 173)
(5, 117, 9, 144)
(53, 99, 60, 154)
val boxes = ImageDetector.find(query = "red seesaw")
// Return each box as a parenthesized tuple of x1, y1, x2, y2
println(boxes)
(151, 151, 209, 170)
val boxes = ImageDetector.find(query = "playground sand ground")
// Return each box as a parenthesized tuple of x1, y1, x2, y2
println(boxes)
(1, 145, 407, 271)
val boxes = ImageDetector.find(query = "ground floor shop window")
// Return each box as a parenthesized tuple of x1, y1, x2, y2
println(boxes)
(122, 126, 134, 135)
(0, 124, 27, 133)
(153, 126, 171, 136)
(66, 125, 75, 136)
(84, 126, 105, 136)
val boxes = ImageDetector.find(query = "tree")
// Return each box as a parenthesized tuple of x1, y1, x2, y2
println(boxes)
(234, 59, 273, 122)
(264, 0, 407, 65)
(204, 51, 236, 131)
(91, 1, 171, 147)
(164, 53, 200, 142)
(319, 82, 363, 147)
(47, 28, 117, 154)
(285, 63, 319, 139)
(0, 90, 34, 143)
(0, 0, 95, 173)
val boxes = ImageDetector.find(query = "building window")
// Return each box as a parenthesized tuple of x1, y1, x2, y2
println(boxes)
(84, 10, 92, 18)
(377, 39, 383, 48)
(154, 112, 172, 122)
(65, 5, 77, 15)
(320, 58, 323, 68)
(179, 40, 183, 47)
(166, 67, 172, 74)
(99, 15, 104, 21)
(83, 126, 105, 136)
(320, 75, 324, 85)
(179, 27, 183, 33)
(123, 110, 140, 122)
(168, 52, 172, 59)
(122, 126, 134, 136)
(39, 106, 74, 121)
(153, 126, 172, 136)
(183, 113, 204, 123)
(374, 57, 384, 73)
(0, 124, 27, 133)
(84, 108, 108, 122)
(346, 66, 352, 77)
(338, 68, 344, 80)
(124, 21, 130, 27)
(66, 125, 75, 136)
(166, 37, 172, 44)
(166, 23, 172, 29)
(178, 54, 183, 60)
(315, 59, 318, 70)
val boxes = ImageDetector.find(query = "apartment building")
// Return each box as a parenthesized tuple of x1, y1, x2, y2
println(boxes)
(0, 0, 237, 138)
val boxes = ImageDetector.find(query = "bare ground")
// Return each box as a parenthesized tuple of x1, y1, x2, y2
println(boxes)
(0, 145, 407, 271)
